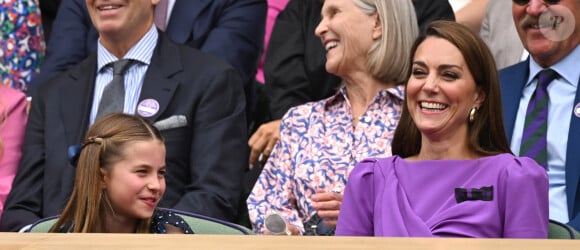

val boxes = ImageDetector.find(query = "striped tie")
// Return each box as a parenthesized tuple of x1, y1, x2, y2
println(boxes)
(519, 69, 559, 168)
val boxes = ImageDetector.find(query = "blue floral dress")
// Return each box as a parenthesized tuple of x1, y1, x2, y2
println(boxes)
(0, 0, 45, 92)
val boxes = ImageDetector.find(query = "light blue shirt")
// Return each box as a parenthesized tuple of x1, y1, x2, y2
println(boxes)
(90, 25, 158, 125)
(510, 45, 580, 223)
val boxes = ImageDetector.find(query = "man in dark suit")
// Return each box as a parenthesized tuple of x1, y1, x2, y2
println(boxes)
(499, 0, 580, 231)
(1, 0, 248, 231)
(29, 0, 266, 117)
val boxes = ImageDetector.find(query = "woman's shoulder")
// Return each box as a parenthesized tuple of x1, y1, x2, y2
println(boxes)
(283, 96, 337, 119)
(353, 156, 400, 175)
(0, 85, 27, 109)
(483, 153, 547, 180)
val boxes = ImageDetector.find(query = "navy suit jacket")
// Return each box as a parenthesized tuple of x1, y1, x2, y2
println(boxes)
(0, 33, 249, 231)
(499, 60, 580, 231)
(29, 0, 266, 95)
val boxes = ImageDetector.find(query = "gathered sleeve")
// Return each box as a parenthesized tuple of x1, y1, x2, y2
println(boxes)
(335, 159, 377, 236)
(500, 157, 549, 238)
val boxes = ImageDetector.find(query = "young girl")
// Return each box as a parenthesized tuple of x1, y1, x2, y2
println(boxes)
(50, 113, 192, 234)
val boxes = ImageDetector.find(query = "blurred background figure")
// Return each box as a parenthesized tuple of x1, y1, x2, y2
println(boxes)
(38, 0, 61, 42)
(0, 85, 27, 219)
(336, 21, 548, 238)
(247, 0, 419, 235)
(451, 0, 488, 33)
(480, 0, 526, 69)
(0, 0, 45, 92)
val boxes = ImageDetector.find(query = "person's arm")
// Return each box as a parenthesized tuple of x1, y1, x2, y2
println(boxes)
(171, 67, 248, 222)
(198, 0, 267, 85)
(28, 0, 96, 95)
(0, 88, 28, 216)
(454, 0, 489, 33)
(335, 160, 376, 236)
(247, 109, 303, 234)
(501, 157, 549, 238)
(0, 87, 49, 231)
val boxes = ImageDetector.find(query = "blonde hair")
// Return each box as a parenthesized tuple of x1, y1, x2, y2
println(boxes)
(353, 0, 419, 84)
(50, 113, 163, 233)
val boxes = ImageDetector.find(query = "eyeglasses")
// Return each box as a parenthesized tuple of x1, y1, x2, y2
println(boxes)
(513, 0, 561, 5)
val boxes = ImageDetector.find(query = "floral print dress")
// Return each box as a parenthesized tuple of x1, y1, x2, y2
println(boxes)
(1, 0, 45, 92)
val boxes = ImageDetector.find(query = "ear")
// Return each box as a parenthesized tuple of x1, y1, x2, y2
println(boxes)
(473, 88, 486, 108)
(372, 13, 382, 40)
(100, 168, 109, 189)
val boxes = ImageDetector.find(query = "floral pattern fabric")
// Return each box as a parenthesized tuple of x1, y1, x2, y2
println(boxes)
(247, 85, 404, 234)
(1, 0, 45, 92)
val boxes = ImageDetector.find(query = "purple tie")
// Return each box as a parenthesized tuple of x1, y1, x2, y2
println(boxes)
(154, 0, 169, 31)
(519, 69, 559, 168)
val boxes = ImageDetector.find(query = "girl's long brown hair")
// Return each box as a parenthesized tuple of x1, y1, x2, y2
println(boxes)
(50, 113, 163, 233)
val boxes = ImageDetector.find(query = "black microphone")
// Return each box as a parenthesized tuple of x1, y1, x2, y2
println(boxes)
(264, 213, 289, 235)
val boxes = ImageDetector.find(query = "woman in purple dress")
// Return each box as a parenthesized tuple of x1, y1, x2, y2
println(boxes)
(335, 21, 549, 238)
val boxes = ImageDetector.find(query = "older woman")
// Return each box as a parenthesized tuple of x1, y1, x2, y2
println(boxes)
(335, 21, 548, 238)
(247, 0, 418, 235)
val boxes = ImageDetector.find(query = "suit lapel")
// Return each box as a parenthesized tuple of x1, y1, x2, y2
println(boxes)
(138, 33, 182, 123)
(499, 60, 530, 141)
(60, 56, 97, 146)
(166, 0, 212, 44)
(565, 75, 580, 218)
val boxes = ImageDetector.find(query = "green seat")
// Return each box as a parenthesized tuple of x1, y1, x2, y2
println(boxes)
(548, 219, 580, 239)
(26, 208, 254, 235)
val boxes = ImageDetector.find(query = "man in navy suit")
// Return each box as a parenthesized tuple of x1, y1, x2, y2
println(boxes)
(29, 0, 266, 117)
(1, 0, 248, 231)
(499, 0, 580, 231)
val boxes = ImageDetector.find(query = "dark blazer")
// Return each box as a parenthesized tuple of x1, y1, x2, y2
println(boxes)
(499, 60, 580, 231)
(0, 33, 248, 231)
(30, 0, 266, 95)
(264, 0, 454, 120)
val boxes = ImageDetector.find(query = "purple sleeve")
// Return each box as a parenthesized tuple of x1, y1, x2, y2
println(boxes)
(501, 157, 549, 238)
(335, 159, 377, 236)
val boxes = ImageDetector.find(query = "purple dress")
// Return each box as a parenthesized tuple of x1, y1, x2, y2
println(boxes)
(336, 153, 549, 238)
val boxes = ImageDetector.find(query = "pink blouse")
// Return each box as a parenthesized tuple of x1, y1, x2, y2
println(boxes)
(0, 85, 27, 217)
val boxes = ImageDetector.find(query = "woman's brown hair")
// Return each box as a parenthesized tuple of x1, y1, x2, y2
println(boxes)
(392, 20, 512, 158)
(50, 113, 163, 233)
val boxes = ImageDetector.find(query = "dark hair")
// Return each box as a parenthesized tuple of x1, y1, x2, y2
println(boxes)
(392, 20, 512, 158)
(50, 113, 163, 233)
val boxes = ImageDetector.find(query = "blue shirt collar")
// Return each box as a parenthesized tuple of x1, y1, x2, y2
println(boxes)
(527, 44, 580, 88)
(97, 25, 158, 72)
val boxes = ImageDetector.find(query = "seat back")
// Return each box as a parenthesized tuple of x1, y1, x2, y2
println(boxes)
(25, 208, 254, 235)
(159, 208, 253, 235)
(548, 219, 580, 239)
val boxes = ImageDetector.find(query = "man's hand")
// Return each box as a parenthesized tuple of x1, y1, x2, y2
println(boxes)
(248, 119, 281, 166)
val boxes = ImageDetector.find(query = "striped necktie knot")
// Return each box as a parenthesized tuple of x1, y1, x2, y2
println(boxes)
(520, 68, 559, 169)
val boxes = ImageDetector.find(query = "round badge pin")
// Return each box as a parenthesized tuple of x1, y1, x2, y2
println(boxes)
(575, 103, 580, 118)
(137, 99, 160, 117)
